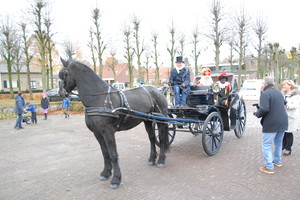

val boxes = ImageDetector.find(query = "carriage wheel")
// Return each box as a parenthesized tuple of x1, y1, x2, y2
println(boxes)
(234, 99, 247, 138)
(189, 123, 202, 136)
(154, 114, 176, 148)
(202, 112, 224, 156)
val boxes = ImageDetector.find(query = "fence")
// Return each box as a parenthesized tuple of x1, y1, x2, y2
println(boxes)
(0, 102, 84, 120)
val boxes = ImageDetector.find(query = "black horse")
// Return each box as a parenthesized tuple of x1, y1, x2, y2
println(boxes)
(59, 58, 169, 189)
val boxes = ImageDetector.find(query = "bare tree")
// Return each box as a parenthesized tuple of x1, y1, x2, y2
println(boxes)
(122, 24, 134, 87)
(132, 15, 145, 83)
(144, 51, 151, 84)
(191, 26, 201, 76)
(13, 38, 23, 92)
(268, 42, 285, 87)
(62, 38, 77, 59)
(234, 6, 251, 85)
(88, 28, 97, 72)
(31, 0, 48, 93)
(92, 8, 106, 77)
(253, 14, 268, 78)
(20, 22, 34, 99)
(227, 29, 236, 72)
(205, 0, 227, 72)
(178, 33, 185, 57)
(288, 47, 298, 80)
(44, 11, 55, 89)
(151, 32, 163, 85)
(105, 48, 118, 82)
(167, 21, 176, 69)
(0, 16, 17, 98)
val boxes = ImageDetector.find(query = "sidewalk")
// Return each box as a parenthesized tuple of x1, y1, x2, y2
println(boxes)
(0, 102, 299, 200)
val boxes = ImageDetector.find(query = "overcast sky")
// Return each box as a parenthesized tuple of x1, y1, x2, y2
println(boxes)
(1, 0, 300, 67)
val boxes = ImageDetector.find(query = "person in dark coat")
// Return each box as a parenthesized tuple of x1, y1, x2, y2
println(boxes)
(254, 76, 288, 174)
(41, 93, 49, 120)
(14, 91, 26, 130)
(169, 56, 190, 108)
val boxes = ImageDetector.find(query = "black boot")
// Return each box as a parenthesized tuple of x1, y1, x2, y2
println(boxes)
(44, 114, 47, 120)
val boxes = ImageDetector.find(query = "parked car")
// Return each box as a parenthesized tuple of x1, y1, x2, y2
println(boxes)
(239, 79, 264, 101)
(46, 88, 80, 102)
(112, 82, 125, 91)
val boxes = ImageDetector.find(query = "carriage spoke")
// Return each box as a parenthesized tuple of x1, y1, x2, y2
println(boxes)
(214, 121, 221, 130)
(215, 135, 221, 143)
(206, 126, 213, 134)
(213, 137, 218, 150)
(205, 135, 213, 145)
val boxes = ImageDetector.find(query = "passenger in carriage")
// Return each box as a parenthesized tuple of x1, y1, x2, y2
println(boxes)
(197, 67, 213, 85)
(216, 72, 232, 107)
(169, 56, 191, 108)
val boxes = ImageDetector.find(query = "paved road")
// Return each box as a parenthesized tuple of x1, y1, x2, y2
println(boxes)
(0, 101, 299, 200)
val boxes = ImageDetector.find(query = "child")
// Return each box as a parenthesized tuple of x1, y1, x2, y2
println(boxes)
(26, 102, 37, 124)
(41, 93, 49, 120)
(62, 97, 70, 118)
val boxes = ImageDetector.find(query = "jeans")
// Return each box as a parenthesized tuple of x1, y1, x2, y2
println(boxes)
(262, 132, 284, 170)
(31, 112, 37, 124)
(15, 114, 23, 128)
(174, 85, 187, 107)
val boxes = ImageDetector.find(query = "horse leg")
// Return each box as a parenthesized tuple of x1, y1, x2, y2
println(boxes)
(156, 123, 167, 168)
(144, 121, 157, 166)
(102, 130, 122, 189)
(93, 132, 112, 181)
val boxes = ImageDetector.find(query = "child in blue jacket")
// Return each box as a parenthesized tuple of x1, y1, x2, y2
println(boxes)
(26, 102, 37, 124)
(62, 97, 70, 118)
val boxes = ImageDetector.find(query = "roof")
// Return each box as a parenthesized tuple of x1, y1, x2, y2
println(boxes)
(0, 64, 41, 73)
(101, 63, 138, 82)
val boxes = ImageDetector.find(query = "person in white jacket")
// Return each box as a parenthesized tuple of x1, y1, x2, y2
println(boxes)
(281, 80, 300, 155)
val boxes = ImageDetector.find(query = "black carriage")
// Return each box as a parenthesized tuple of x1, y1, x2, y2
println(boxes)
(152, 73, 247, 156)
(59, 59, 247, 189)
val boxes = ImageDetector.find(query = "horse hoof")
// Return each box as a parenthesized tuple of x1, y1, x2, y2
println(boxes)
(110, 184, 120, 189)
(100, 176, 109, 181)
(156, 163, 165, 168)
(148, 161, 156, 166)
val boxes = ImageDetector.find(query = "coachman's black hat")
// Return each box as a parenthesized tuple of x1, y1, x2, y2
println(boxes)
(175, 56, 184, 63)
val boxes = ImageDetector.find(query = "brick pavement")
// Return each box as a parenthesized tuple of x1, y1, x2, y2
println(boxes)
(0, 101, 299, 200)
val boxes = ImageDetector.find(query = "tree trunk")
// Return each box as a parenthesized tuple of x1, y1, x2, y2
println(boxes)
(7, 63, 14, 99)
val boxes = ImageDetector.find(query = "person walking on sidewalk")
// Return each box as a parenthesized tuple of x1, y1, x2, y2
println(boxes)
(41, 93, 49, 120)
(281, 79, 300, 156)
(62, 96, 70, 118)
(14, 92, 26, 130)
(26, 102, 37, 124)
(254, 77, 288, 174)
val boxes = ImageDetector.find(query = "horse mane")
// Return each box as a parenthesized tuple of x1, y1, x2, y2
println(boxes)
(68, 59, 108, 86)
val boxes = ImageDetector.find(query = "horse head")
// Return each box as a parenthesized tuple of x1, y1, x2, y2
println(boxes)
(59, 58, 77, 96)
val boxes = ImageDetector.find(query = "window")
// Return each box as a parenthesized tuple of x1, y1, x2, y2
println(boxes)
(3, 80, 7, 88)
(3, 80, 18, 88)
(31, 81, 36, 89)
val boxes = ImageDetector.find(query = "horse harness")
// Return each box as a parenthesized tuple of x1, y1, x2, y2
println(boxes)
(84, 86, 162, 130)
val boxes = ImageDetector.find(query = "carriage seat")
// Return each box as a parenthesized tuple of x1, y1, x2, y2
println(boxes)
(187, 85, 214, 107)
